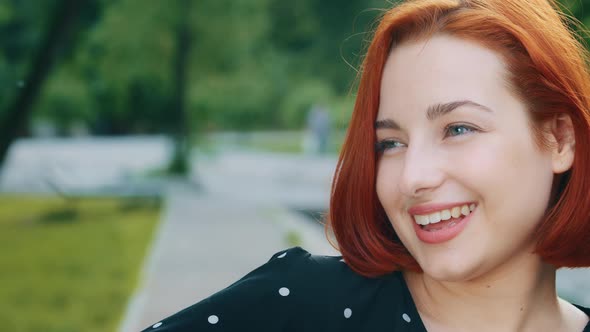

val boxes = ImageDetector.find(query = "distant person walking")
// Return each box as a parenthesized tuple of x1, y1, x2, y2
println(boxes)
(306, 104, 331, 155)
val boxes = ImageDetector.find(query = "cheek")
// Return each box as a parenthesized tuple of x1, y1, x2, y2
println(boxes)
(458, 135, 553, 221)
(453, 133, 550, 181)
(375, 160, 409, 235)
(375, 160, 402, 211)
(375, 161, 390, 206)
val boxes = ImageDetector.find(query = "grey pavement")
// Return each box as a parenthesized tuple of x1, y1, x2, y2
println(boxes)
(0, 136, 172, 196)
(118, 147, 340, 331)
(195, 148, 336, 211)
(119, 181, 338, 331)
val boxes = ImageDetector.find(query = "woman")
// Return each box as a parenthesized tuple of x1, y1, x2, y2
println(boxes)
(143, 0, 590, 330)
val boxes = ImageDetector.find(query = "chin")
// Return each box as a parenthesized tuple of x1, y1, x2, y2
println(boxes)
(418, 257, 486, 283)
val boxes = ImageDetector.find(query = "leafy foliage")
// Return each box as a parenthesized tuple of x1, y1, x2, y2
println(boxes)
(1, 0, 589, 135)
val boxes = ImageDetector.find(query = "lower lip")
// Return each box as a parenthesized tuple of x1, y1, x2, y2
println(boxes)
(413, 209, 474, 244)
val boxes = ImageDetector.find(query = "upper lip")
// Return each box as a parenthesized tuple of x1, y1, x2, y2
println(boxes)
(407, 201, 476, 215)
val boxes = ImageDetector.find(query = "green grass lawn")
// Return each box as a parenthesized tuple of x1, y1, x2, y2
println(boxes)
(0, 195, 161, 332)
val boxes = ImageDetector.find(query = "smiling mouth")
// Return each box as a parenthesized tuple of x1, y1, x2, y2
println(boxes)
(413, 204, 476, 232)
(420, 215, 465, 231)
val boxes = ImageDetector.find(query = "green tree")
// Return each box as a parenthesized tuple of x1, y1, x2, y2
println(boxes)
(0, 0, 98, 164)
(168, 0, 192, 175)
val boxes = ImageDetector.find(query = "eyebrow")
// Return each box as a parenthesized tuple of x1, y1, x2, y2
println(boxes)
(375, 100, 493, 130)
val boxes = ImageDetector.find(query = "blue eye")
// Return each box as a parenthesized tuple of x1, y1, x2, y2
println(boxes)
(375, 140, 406, 154)
(445, 124, 476, 137)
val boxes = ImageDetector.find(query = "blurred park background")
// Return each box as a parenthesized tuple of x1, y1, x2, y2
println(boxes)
(1, 0, 590, 331)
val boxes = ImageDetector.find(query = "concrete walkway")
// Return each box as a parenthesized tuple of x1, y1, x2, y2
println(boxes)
(118, 152, 339, 331)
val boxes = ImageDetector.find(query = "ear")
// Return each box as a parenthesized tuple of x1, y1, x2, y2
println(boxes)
(545, 114, 575, 174)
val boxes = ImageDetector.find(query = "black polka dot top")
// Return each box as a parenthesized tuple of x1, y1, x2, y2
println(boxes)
(142, 247, 590, 332)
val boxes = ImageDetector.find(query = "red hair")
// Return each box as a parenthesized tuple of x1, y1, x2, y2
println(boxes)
(328, 0, 590, 277)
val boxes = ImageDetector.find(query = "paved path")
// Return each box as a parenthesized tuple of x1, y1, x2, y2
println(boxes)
(119, 184, 338, 331)
(0, 136, 171, 196)
(118, 149, 339, 331)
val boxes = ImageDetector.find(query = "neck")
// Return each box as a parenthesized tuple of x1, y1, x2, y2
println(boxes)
(404, 252, 566, 332)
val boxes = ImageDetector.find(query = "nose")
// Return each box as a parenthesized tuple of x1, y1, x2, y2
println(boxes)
(398, 144, 445, 197)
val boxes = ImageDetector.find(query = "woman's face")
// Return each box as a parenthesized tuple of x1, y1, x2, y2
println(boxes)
(375, 34, 556, 281)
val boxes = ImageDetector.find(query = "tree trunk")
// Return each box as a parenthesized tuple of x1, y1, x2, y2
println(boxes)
(168, 0, 192, 175)
(0, 0, 85, 165)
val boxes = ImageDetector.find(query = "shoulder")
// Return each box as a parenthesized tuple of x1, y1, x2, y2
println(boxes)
(142, 247, 413, 331)
(571, 304, 590, 332)
(573, 304, 590, 321)
(255, 247, 408, 307)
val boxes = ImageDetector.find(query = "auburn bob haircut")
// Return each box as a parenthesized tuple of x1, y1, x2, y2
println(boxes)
(328, 0, 590, 277)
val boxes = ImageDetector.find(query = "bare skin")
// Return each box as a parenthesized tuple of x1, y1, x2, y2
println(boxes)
(404, 249, 589, 331)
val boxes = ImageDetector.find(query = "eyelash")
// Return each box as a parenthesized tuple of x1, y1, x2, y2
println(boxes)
(375, 124, 479, 154)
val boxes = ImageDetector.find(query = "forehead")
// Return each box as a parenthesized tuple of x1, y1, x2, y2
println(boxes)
(378, 34, 511, 118)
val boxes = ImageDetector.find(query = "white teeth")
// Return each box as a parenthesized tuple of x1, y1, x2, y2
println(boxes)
(413, 204, 476, 226)
(415, 215, 430, 225)
(429, 212, 441, 223)
(451, 206, 461, 218)
(461, 205, 470, 216)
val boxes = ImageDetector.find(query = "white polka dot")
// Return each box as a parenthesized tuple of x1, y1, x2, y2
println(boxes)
(152, 322, 162, 328)
(344, 308, 352, 318)
(339, 258, 345, 263)
(402, 313, 411, 322)
(208, 315, 219, 324)
(277, 252, 287, 258)
(279, 287, 290, 296)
